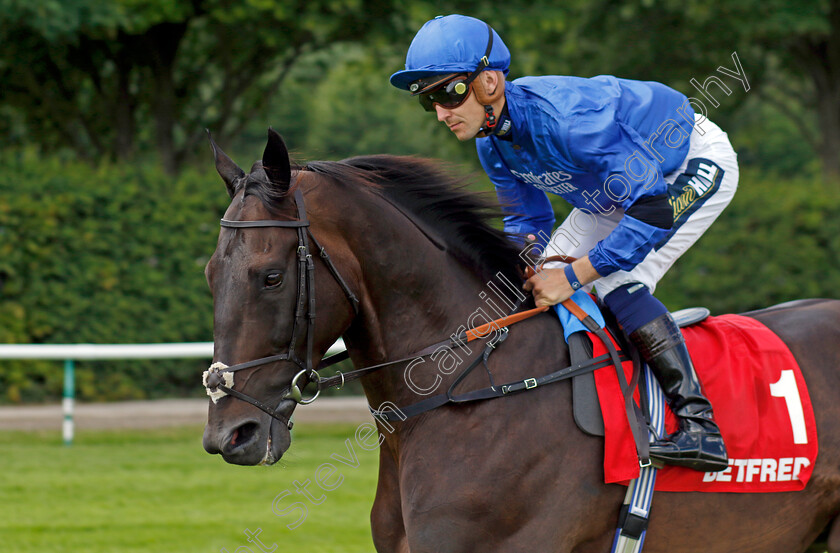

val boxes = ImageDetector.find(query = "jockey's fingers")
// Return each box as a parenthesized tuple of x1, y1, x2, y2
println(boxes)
(523, 277, 535, 292)
(535, 295, 553, 308)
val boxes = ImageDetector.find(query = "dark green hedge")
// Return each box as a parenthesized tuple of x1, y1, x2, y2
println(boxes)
(0, 150, 229, 403)
(1, 149, 838, 404)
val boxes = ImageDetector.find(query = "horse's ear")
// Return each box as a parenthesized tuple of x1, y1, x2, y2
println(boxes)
(207, 130, 245, 198)
(262, 128, 292, 192)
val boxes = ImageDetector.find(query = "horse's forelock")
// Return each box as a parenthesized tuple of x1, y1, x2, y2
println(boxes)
(241, 160, 300, 207)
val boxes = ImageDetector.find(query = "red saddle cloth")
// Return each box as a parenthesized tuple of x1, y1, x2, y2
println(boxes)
(593, 313, 818, 492)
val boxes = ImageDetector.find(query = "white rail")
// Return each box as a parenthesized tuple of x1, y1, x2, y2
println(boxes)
(0, 340, 346, 444)
(0, 340, 346, 360)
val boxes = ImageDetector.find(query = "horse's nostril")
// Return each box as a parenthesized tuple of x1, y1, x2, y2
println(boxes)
(227, 421, 259, 451)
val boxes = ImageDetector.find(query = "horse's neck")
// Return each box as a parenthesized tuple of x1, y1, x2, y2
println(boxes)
(341, 221, 526, 422)
(346, 241, 490, 359)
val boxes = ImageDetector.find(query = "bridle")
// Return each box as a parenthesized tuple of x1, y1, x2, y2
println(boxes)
(202, 186, 360, 429)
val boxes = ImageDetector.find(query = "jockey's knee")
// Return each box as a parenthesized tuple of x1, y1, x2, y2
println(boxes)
(603, 282, 668, 335)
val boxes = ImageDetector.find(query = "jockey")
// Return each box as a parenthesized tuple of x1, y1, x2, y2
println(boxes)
(390, 14, 738, 472)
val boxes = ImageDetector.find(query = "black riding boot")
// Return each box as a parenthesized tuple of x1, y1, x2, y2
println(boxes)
(629, 313, 729, 472)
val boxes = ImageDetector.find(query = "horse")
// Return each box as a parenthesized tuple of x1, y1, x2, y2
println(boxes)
(201, 129, 840, 553)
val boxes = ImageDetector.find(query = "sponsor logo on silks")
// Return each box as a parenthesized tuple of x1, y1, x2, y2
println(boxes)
(669, 159, 721, 219)
(495, 119, 512, 137)
(510, 169, 577, 194)
(702, 457, 811, 483)
(654, 157, 724, 250)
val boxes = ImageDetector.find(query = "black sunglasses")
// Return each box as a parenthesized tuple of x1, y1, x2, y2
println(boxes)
(415, 76, 473, 112)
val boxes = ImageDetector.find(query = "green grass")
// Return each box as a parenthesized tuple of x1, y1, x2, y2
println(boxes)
(0, 424, 379, 553)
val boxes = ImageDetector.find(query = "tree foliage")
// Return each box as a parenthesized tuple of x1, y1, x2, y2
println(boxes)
(1, 1, 837, 176)
(562, 0, 840, 178)
(0, 0, 404, 174)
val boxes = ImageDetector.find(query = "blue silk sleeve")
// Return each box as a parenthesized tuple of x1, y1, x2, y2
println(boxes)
(477, 139, 555, 250)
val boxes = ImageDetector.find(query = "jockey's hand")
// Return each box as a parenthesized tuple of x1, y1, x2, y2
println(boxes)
(523, 268, 574, 307)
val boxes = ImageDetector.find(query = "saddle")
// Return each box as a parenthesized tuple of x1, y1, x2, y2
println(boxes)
(571, 306, 710, 437)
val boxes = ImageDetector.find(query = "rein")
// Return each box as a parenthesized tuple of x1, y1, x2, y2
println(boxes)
(315, 304, 550, 389)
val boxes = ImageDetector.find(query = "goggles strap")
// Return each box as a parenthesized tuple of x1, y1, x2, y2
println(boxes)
(462, 23, 494, 88)
(473, 23, 498, 136)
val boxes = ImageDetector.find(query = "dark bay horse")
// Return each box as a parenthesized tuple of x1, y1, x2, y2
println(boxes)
(202, 130, 840, 553)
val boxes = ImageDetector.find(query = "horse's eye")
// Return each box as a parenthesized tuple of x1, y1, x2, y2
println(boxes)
(265, 273, 283, 288)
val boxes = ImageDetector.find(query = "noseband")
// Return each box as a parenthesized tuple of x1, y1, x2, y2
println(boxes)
(202, 186, 360, 428)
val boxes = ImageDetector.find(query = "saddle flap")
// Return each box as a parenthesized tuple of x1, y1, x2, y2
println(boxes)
(571, 306, 709, 438)
(569, 332, 605, 436)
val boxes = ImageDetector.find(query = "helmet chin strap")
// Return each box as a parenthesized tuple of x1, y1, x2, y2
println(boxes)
(474, 78, 504, 137)
(479, 105, 498, 136)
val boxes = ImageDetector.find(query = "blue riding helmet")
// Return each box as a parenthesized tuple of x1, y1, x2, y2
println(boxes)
(390, 14, 510, 90)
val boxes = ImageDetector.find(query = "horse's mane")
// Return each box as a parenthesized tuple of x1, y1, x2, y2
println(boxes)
(248, 154, 523, 284)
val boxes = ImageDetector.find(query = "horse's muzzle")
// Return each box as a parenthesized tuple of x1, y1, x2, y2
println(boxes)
(203, 409, 293, 466)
